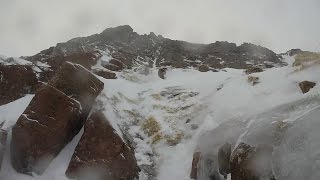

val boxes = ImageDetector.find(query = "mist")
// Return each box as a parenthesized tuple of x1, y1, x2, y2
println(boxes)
(0, 0, 320, 56)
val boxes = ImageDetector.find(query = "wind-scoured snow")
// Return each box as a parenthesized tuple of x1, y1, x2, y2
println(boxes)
(0, 56, 32, 66)
(0, 55, 319, 179)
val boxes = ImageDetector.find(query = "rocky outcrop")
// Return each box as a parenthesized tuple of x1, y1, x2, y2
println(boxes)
(230, 143, 275, 180)
(11, 85, 83, 175)
(35, 51, 101, 82)
(0, 122, 7, 171)
(103, 59, 124, 72)
(11, 62, 104, 175)
(158, 68, 167, 79)
(0, 65, 39, 106)
(245, 66, 263, 75)
(93, 69, 117, 79)
(48, 62, 104, 120)
(286, 49, 302, 56)
(66, 111, 140, 180)
(26, 26, 284, 73)
(299, 81, 316, 94)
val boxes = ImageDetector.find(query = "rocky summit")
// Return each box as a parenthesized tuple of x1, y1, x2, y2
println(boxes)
(26, 25, 284, 78)
(0, 25, 319, 180)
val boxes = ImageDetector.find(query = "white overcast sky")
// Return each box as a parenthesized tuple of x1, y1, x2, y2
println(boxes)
(0, 0, 320, 56)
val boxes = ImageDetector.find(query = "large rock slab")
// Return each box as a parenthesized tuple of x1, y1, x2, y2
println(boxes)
(66, 111, 140, 180)
(11, 85, 83, 175)
(102, 58, 124, 72)
(0, 65, 39, 105)
(48, 62, 104, 119)
(35, 51, 102, 82)
(11, 61, 104, 175)
(93, 69, 117, 79)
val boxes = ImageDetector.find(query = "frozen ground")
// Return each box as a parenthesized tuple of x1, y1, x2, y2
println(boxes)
(0, 55, 319, 179)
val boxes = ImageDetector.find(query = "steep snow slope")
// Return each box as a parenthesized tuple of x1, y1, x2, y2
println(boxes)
(97, 55, 319, 180)
(0, 55, 319, 179)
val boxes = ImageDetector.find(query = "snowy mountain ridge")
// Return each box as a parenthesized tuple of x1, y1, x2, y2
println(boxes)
(0, 26, 319, 180)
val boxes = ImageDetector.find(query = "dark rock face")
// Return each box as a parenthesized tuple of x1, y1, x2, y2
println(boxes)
(35, 51, 101, 82)
(93, 69, 117, 79)
(245, 66, 263, 74)
(103, 59, 124, 72)
(230, 143, 275, 180)
(287, 49, 302, 56)
(66, 111, 140, 180)
(48, 51, 101, 69)
(11, 85, 83, 175)
(48, 62, 104, 120)
(299, 81, 316, 94)
(190, 152, 201, 179)
(0, 125, 7, 171)
(0, 65, 39, 106)
(218, 143, 231, 178)
(158, 68, 167, 79)
(26, 25, 284, 73)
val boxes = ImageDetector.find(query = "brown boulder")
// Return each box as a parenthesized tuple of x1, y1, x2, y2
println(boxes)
(299, 81, 316, 94)
(0, 123, 7, 171)
(103, 64, 122, 72)
(93, 70, 117, 79)
(0, 65, 39, 105)
(11, 85, 83, 175)
(47, 51, 101, 70)
(102, 59, 124, 72)
(198, 65, 210, 72)
(190, 152, 201, 179)
(48, 62, 104, 119)
(66, 111, 140, 180)
(230, 143, 275, 180)
(158, 68, 167, 79)
(38, 51, 102, 82)
(245, 66, 263, 75)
